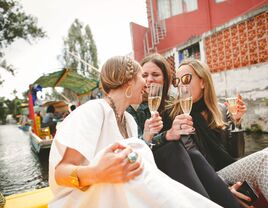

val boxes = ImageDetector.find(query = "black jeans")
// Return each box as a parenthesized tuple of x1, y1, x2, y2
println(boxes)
(153, 141, 241, 208)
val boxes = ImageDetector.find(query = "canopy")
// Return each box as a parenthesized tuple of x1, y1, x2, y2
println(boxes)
(33, 68, 99, 97)
(40, 100, 69, 114)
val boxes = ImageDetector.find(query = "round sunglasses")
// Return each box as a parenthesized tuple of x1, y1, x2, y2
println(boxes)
(172, 73, 192, 87)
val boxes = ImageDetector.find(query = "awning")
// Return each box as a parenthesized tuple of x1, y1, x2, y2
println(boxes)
(33, 68, 99, 97)
(40, 100, 69, 114)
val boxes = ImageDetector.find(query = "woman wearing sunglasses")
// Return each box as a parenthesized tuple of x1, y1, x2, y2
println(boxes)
(128, 53, 241, 208)
(156, 58, 268, 207)
(127, 53, 195, 147)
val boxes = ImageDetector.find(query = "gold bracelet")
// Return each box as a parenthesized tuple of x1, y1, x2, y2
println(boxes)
(70, 167, 89, 191)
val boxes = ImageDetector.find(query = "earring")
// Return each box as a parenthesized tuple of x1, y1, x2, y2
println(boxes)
(125, 86, 132, 98)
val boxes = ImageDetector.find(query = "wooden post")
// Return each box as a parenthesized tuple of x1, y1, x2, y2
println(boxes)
(28, 85, 38, 135)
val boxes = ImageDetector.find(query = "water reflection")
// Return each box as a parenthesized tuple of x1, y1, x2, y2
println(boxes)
(245, 132, 268, 155)
(0, 124, 267, 197)
(0, 125, 49, 196)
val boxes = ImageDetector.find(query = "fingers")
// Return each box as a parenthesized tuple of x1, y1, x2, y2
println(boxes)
(147, 114, 163, 134)
(118, 147, 133, 158)
(125, 161, 144, 181)
(229, 182, 252, 205)
(176, 114, 193, 121)
(167, 116, 194, 139)
(106, 142, 126, 153)
(148, 118, 163, 128)
(126, 154, 142, 172)
(237, 199, 254, 208)
(151, 111, 159, 118)
(119, 152, 143, 182)
(173, 115, 194, 129)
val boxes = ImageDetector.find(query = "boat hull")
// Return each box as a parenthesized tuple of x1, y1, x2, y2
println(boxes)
(29, 128, 52, 154)
(5, 187, 52, 208)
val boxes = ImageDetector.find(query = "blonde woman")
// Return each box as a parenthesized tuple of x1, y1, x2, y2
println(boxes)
(155, 58, 267, 207)
(48, 56, 220, 208)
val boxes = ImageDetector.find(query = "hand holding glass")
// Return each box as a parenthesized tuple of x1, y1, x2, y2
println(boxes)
(226, 88, 242, 132)
(148, 83, 162, 135)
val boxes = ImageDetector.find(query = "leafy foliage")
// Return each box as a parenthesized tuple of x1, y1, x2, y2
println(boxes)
(60, 19, 99, 80)
(0, 0, 46, 85)
(0, 96, 26, 124)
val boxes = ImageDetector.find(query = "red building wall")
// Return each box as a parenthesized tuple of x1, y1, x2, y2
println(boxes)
(205, 11, 268, 72)
(130, 23, 148, 62)
(131, 0, 268, 62)
(209, 0, 267, 28)
(157, 3, 211, 53)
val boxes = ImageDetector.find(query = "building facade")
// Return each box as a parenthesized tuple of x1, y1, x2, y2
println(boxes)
(130, 0, 268, 131)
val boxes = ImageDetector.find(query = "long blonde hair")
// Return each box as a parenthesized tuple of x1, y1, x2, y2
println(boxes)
(169, 58, 225, 128)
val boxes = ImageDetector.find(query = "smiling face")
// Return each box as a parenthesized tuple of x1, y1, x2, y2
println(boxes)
(128, 68, 147, 105)
(176, 64, 204, 103)
(142, 61, 164, 91)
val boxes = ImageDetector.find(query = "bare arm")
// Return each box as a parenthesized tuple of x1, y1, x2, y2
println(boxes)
(54, 142, 143, 188)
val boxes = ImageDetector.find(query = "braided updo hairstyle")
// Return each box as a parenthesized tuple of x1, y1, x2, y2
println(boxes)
(100, 56, 141, 94)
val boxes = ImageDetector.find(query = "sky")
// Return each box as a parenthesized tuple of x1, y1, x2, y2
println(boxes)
(0, 0, 148, 99)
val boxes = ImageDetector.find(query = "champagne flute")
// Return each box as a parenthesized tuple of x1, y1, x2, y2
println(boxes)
(148, 83, 162, 135)
(179, 85, 194, 135)
(179, 85, 193, 116)
(148, 83, 162, 115)
(226, 88, 242, 132)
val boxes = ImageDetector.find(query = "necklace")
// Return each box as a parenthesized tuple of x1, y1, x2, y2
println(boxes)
(106, 96, 128, 139)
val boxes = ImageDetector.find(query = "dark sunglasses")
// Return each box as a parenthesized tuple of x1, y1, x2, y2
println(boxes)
(172, 73, 192, 87)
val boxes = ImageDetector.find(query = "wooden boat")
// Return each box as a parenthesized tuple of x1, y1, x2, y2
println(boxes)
(3, 186, 268, 208)
(5, 187, 53, 208)
(27, 68, 99, 155)
(29, 127, 53, 154)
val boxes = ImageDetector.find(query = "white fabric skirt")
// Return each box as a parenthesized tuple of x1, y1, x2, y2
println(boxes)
(49, 138, 221, 208)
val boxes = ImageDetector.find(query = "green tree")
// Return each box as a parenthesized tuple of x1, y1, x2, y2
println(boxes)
(0, 98, 8, 124)
(60, 19, 99, 80)
(0, 0, 46, 85)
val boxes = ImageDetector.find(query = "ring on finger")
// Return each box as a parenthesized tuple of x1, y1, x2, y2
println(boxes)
(127, 152, 138, 163)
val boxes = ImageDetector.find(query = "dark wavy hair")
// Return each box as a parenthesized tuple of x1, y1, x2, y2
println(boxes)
(141, 53, 172, 113)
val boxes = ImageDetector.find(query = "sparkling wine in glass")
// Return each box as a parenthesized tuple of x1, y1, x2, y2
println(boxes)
(179, 85, 194, 135)
(226, 88, 242, 132)
(148, 83, 162, 136)
(179, 85, 193, 115)
(148, 83, 162, 115)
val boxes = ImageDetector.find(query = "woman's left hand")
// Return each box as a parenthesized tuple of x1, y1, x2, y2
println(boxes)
(229, 182, 255, 208)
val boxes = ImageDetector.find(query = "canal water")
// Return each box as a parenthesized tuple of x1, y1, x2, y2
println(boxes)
(0, 124, 267, 197)
(0, 124, 48, 196)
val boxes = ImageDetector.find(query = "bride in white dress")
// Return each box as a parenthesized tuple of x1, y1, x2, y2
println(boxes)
(48, 56, 220, 208)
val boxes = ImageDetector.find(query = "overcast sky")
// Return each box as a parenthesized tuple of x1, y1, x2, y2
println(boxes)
(0, 0, 148, 99)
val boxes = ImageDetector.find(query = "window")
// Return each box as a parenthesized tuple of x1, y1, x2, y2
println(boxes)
(157, 0, 198, 20)
(178, 43, 200, 63)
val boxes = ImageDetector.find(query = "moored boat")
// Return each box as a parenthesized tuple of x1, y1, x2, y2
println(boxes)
(27, 68, 99, 155)
(29, 127, 53, 154)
